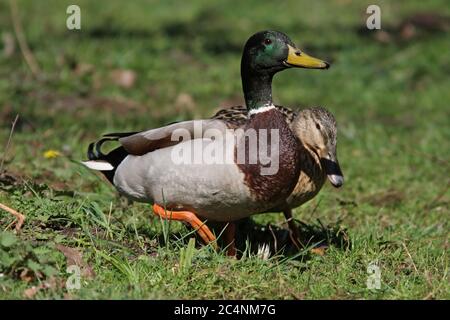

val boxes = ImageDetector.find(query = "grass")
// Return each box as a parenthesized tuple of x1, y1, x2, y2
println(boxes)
(0, 0, 449, 299)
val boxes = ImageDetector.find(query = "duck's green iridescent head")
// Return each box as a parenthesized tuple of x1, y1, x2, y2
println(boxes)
(241, 30, 329, 110)
(242, 30, 329, 75)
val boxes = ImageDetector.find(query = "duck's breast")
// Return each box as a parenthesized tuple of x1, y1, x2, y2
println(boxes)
(236, 107, 302, 207)
(286, 146, 326, 208)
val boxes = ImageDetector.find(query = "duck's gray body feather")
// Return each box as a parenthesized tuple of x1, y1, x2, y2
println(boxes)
(113, 125, 272, 221)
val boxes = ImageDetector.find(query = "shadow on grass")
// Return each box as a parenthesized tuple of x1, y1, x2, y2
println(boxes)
(174, 217, 352, 259)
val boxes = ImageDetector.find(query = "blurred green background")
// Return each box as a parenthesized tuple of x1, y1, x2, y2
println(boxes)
(0, 0, 448, 299)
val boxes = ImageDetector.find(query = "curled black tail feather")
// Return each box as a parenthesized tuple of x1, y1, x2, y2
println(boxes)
(87, 137, 122, 161)
(86, 133, 136, 183)
(87, 142, 97, 160)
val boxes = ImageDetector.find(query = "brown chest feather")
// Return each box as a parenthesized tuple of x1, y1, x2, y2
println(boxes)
(235, 108, 301, 204)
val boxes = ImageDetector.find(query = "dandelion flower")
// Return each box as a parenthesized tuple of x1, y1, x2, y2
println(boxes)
(43, 149, 62, 159)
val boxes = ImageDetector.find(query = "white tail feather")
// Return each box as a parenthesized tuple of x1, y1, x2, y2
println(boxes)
(82, 160, 114, 171)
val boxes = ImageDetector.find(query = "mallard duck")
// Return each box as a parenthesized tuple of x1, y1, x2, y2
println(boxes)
(83, 30, 332, 254)
(213, 105, 344, 249)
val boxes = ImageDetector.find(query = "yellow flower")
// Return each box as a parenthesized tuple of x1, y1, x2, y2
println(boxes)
(43, 149, 62, 159)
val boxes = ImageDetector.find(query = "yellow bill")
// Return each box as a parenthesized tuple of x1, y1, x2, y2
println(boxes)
(284, 44, 329, 69)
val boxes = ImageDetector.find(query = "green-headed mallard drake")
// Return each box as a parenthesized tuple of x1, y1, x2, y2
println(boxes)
(83, 30, 333, 254)
(214, 105, 343, 249)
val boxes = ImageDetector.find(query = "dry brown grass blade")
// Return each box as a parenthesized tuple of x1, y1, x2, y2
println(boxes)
(0, 202, 25, 231)
(268, 224, 278, 253)
(0, 114, 19, 173)
(9, 0, 41, 77)
(402, 242, 419, 274)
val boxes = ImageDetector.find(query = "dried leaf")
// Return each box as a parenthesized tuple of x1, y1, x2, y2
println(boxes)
(81, 265, 96, 279)
(23, 277, 61, 299)
(23, 286, 39, 299)
(56, 244, 83, 266)
(56, 244, 95, 279)
(19, 268, 33, 283)
(311, 245, 328, 256)
(110, 69, 136, 88)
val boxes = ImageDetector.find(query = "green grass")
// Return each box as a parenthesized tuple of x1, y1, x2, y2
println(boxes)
(0, 0, 449, 299)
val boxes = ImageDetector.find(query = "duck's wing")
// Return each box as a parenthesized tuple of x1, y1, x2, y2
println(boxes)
(116, 119, 229, 156)
(84, 119, 230, 182)
(212, 105, 298, 127)
(101, 105, 298, 156)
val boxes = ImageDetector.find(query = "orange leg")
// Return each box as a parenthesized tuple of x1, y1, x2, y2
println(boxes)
(152, 204, 217, 249)
(283, 208, 302, 250)
(223, 222, 236, 257)
(283, 209, 327, 255)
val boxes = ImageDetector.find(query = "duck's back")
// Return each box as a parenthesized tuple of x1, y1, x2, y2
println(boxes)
(213, 105, 296, 128)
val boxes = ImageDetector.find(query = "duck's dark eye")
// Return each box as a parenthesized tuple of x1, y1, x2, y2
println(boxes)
(264, 38, 272, 45)
(316, 123, 321, 130)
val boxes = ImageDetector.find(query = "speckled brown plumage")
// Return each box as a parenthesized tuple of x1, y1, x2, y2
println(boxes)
(213, 105, 296, 128)
(280, 143, 326, 211)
